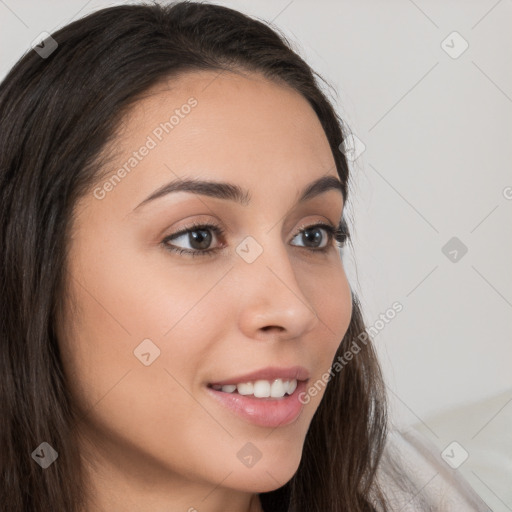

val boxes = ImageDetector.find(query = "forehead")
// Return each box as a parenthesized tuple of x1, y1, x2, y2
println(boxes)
(85, 69, 342, 222)
(111, 69, 336, 182)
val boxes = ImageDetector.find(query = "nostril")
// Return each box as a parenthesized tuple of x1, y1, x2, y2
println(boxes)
(261, 325, 284, 332)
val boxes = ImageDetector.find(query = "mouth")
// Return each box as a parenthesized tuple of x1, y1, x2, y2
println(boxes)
(207, 378, 300, 399)
(205, 367, 310, 428)
(207, 365, 309, 394)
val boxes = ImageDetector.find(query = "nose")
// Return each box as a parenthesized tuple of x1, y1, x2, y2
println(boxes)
(234, 235, 320, 341)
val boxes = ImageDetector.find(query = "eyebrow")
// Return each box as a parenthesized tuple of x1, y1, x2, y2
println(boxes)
(133, 174, 344, 211)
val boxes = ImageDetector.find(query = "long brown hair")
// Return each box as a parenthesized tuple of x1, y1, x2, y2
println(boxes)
(0, 2, 392, 510)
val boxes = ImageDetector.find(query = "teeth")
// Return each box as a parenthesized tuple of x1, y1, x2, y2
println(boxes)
(237, 382, 254, 395)
(253, 380, 271, 397)
(270, 379, 286, 398)
(212, 379, 298, 398)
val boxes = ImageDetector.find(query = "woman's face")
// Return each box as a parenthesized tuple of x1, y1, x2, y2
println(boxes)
(58, 70, 352, 509)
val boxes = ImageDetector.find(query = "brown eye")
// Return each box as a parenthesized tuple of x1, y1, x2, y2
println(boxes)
(291, 223, 336, 250)
(162, 222, 226, 257)
(178, 228, 213, 250)
(161, 221, 343, 258)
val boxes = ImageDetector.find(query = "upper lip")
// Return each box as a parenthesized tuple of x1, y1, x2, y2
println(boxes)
(208, 365, 310, 386)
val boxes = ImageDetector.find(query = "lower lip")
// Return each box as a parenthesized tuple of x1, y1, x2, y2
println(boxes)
(205, 380, 308, 428)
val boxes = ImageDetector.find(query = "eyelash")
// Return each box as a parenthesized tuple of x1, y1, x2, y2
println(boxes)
(161, 221, 348, 258)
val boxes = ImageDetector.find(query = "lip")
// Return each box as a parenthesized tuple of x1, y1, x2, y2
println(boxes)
(205, 379, 308, 428)
(208, 365, 310, 386)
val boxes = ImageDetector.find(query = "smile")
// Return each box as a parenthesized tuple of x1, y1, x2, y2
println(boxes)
(208, 378, 298, 398)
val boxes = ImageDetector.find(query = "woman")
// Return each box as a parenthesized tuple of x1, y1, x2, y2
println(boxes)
(0, 2, 490, 511)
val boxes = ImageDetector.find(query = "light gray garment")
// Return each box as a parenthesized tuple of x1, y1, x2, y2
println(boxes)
(373, 427, 492, 511)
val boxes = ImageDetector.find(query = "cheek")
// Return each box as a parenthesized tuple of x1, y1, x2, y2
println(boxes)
(59, 238, 223, 404)
(308, 259, 353, 357)
(289, 260, 352, 413)
(58, 237, 238, 466)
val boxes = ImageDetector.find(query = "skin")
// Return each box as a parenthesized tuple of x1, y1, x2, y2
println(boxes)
(57, 69, 353, 512)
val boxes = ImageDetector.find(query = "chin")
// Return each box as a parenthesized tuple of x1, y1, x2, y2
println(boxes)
(225, 450, 302, 493)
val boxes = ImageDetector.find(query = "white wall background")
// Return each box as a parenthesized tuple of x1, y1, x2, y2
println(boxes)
(1, 1, 510, 504)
